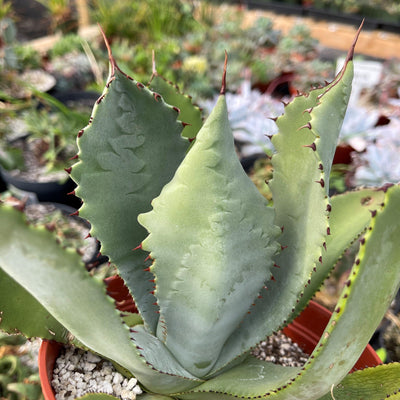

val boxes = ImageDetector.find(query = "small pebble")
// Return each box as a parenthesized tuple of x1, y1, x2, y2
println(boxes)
(101, 382, 113, 394)
(252, 331, 309, 367)
(52, 346, 143, 400)
(85, 362, 96, 371)
(53, 333, 305, 399)
(86, 352, 102, 363)
(113, 372, 124, 385)
(126, 378, 138, 390)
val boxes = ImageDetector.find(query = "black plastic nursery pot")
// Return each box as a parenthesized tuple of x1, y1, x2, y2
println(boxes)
(0, 167, 80, 207)
(38, 276, 382, 400)
(0, 173, 7, 193)
(0, 90, 100, 207)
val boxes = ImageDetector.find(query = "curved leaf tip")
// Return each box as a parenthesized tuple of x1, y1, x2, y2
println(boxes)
(98, 24, 117, 77)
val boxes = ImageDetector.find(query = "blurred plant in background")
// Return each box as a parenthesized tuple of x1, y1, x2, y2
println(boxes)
(0, 333, 42, 400)
(34, 0, 75, 33)
(363, 57, 400, 109)
(311, 0, 400, 22)
(91, 0, 198, 43)
(276, 23, 318, 60)
(352, 117, 400, 187)
(0, 0, 12, 21)
(0, 92, 89, 176)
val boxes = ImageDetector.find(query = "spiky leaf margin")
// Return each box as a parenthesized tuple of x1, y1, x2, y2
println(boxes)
(70, 40, 191, 335)
(0, 205, 202, 394)
(139, 63, 280, 377)
(211, 33, 355, 375)
(0, 267, 69, 342)
(318, 363, 400, 400)
(295, 186, 386, 313)
(172, 184, 400, 399)
(148, 56, 203, 140)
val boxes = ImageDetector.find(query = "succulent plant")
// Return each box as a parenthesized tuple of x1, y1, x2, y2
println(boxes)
(339, 104, 380, 149)
(353, 117, 400, 187)
(0, 333, 43, 400)
(1, 26, 400, 400)
(276, 24, 318, 60)
(201, 80, 283, 158)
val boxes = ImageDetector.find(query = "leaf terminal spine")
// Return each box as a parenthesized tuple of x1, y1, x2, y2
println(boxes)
(220, 50, 228, 95)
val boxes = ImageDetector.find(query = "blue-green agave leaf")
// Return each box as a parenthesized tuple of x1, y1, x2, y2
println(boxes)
(71, 54, 191, 334)
(271, 184, 400, 400)
(148, 68, 203, 140)
(0, 267, 69, 342)
(317, 363, 400, 400)
(0, 205, 201, 395)
(213, 55, 353, 374)
(168, 183, 400, 400)
(295, 187, 386, 313)
(176, 357, 301, 399)
(130, 325, 202, 384)
(138, 93, 281, 378)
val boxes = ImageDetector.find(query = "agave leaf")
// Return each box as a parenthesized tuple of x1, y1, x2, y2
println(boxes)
(174, 184, 400, 400)
(309, 69, 354, 188)
(138, 93, 280, 377)
(267, 58, 353, 322)
(295, 187, 386, 313)
(138, 395, 176, 400)
(148, 69, 203, 140)
(317, 363, 400, 400)
(212, 57, 353, 375)
(0, 267, 69, 342)
(130, 325, 202, 384)
(0, 206, 200, 394)
(271, 184, 400, 400)
(71, 56, 191, 334)
(177, 357, 302, 399)
(121, 312, 143, 328)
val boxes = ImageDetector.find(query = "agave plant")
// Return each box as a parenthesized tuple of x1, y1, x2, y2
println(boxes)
(1, 26, 400, 400)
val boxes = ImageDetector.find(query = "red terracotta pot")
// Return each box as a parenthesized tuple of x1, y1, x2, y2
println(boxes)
(282, 300, 381, 372)
(39, 276, 381, 400)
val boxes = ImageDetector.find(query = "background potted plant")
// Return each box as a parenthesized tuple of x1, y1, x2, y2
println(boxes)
(0, 3, 99, 207)
(1, 26, 400, 400)
(0, 90, 93, 206)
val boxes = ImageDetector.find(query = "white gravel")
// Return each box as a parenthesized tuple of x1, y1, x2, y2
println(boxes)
(52, 332, 307, 399)
(52, 346, 142, 400)
(252, 331, 309, 367)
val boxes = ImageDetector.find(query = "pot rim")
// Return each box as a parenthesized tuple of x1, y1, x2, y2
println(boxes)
(38, 294, 381, 400)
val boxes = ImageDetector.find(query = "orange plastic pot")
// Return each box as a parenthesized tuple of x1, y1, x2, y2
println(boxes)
(39, 277, 381, 400)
